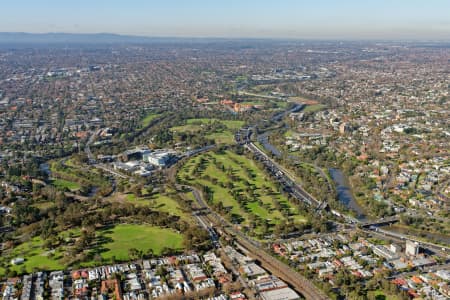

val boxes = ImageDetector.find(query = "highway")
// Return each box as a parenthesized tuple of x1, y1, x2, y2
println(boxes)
(95, 163, 130, 180)
(235, 110, 325, 212)
(236, 105, 450, 259)
(363, 227, 450, 256)
(245, 141, 323, 209)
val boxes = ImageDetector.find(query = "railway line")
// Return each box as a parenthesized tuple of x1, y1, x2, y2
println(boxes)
(181, 184, 330, 300)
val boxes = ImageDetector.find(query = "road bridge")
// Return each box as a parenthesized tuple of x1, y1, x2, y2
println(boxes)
(361, 216, 400, 228)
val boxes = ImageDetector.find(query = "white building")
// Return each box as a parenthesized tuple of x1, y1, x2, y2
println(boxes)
(260, 287, 300, 300)
(143, 150, 174, 167)
(405, 241, 419, 256)
(11, 257, 24, 265)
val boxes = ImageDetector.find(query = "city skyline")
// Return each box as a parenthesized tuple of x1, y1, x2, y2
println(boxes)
(1, 0, 450, 40)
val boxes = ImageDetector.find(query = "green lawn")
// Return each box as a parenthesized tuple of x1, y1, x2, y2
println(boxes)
(151, 195, 185, 216)
(186, 118, 244, 130)
(171, 118, 244, 144)
(64, 158, 77, 168)
(303, 104, 326, 112)
(171, 124, 203, 132)
(52, 178, 81, 191)
(98, 224, 183, 260)
(126, 193, 190, 222)
(140, 113, 160, 127)
(0, 223, 183, 276)
(172, 119, 244, 133)
(205, 132, 235, 144)
(126, 193, 148, 205)
(0, 237, 64, 275)
(367, 290, 401, 300)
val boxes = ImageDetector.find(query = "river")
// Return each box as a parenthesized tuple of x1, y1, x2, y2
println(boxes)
(257, 133, 282, 157)
(256, 105, 368, 220)
(328, 168, 367, 221)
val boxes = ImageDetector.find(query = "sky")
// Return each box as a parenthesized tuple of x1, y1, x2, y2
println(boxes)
(1, 0, 449, 40)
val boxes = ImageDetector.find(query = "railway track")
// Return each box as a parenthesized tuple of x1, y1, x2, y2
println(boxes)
(205, 213, 330, 300)
(185, 184, 330, 300)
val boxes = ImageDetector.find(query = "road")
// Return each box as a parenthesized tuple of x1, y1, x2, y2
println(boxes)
(85, 129, 101, 163)
(245, 142, 323, 209)
(361, 216, 399, 228)
(255, 133, 334, 205)
(95, 163, 130, 179)
(362, 228, 450, 257)
(236, 115, 324, 212)
(395, 262, 450, 278)
(179, 184, 329, 300)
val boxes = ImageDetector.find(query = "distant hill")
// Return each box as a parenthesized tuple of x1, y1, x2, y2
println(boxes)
(0, 32, 186, 44)
(2, 32, 447, 47)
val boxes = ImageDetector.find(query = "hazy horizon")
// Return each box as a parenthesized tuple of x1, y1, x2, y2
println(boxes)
(1, 0, 450, 41)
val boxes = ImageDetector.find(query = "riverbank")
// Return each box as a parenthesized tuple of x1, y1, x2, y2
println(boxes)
(329, 168, 367, 221)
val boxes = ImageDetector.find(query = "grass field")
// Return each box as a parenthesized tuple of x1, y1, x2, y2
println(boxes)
(303, 104, 326, 112)
(237, 91, 290, 109)
(122, 192, 191, 223)
(151, 195, 185, 216)
(205, 132, 235, 144)
(178, 150, 306, 235)
(171, 124, 202, 132)
(0, 237, 64, 275)
(367, 290, 401, 300)
(288, 96, 319, 105)
(126, 193, 185, 216)
(98, 224, 183, 260)
(52, 178, 81, 191)
(186, 118, 244, 129)
(140, 113, 160, 127)
(171, 118, 244, 144)
(172, 118, 244, 132)
(0, 224, 183, 275)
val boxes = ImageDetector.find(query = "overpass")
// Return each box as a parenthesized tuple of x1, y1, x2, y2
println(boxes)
(361, 216, 400, 228)
(363, 227, 450, 256)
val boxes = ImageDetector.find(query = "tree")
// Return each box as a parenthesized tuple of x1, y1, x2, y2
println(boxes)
(128, 248, 141, 260)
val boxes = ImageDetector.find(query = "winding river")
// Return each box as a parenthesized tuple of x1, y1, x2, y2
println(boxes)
(328, 168, 367, 221)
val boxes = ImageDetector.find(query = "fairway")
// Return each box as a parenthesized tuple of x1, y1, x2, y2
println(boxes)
(99, 225, 183, 260)
(178, 150, 306, 237)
